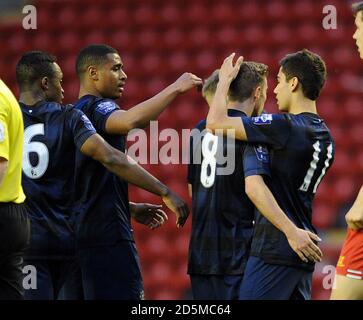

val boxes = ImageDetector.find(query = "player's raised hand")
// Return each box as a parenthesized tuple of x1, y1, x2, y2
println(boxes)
(131, 203, 168, 230)
(173, 72, 203, 94)
(345, 206, 363, 230)
(286, 227, 323, 263)
(218, 53, 244, 83)
(161, 190, 190, 228)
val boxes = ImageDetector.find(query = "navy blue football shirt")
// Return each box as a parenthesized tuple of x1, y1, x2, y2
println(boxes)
(20, 101, 96, 258)
(188, 109, 271, 275)
(73, 95, 131, 248)
(241, 112, 335, 270)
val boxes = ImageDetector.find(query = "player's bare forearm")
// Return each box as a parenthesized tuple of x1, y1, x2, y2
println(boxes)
(105, 153, 169, 197)
(105, 73, 202, 134)
(81, 134, 168, 196)
(245, 175, 296, 235)
(127, 73, 202, 128)
(0, 157, 8, 187)
(81, 133, 189, 226)
(206, 80, 230, 130)
(245, 175, 322, 262)
(121, 83, 180, 129)
(345, 185, 363, 229)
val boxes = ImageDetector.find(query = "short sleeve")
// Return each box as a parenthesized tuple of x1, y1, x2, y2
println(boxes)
(0, 103, 9, 160)
(67, 108, 97, 150)
(242, 113, 291, 149)
(91, 100, 120, 134)
(243, 144, 271, 178)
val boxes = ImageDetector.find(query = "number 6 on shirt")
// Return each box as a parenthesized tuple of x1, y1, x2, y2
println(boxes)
(23, 123, 49, 179)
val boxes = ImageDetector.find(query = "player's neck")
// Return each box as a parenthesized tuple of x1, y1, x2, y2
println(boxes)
(288, 95, 317, 115)
(78, 84, 102, 99)
(227, 99, 254, 116)
(19, 91, 45, 106)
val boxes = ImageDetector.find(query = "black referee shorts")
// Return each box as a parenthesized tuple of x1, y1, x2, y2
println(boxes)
(0, 202, 30, 300)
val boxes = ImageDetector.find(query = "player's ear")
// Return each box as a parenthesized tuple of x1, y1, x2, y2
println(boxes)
(253, 86, 261, 100)
(40, 77, 49, 91)
(88, 66, 99, 81)
(290, 77, 299, 92)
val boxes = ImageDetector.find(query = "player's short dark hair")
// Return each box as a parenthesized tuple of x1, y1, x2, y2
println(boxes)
(76, 44, 119, 77)
(229, 61, 268, 102)
(352, 1, 363, 20)
(16, 51, 57, 90)
(202, 63, 268, 103)
(279, 49, 327, 101)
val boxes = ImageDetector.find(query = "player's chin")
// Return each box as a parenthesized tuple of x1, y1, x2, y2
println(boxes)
(112, 91, 122, 99)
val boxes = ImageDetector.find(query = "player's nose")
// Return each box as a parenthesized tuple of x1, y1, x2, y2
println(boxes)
(120, 70, 127, 80)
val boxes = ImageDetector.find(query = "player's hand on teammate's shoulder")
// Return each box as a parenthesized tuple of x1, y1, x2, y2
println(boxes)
(173, 72, 203, 94)
(218, 53, 244, 83)
(131, 203, 168, 230)
(161, 189, 190, 228)
(345, 206, 363, 230)
(286, 226, 323, 263)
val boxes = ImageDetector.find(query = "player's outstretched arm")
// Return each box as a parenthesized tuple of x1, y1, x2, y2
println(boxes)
(105, 73, 203, 135)
(129, 202, 168, 230)
(345, 185, 363, 230)
(80, 134, 189, 227)
(206, 53, 247, 140)
(245, 175, 323, 263)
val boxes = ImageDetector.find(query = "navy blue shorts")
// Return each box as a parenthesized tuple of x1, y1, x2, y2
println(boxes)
(77, 241, 144, 300)
(239, 256, 312, 300)
(23, 258, 83, 300)
(190, 274, 243, 300)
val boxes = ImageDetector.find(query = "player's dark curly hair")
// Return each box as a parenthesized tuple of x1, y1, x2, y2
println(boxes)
(76, 44, 118, 77)
(279, 49, 327, 101)
(352, 1, 363, 20)
(16, 51, 57, 90)
(202, 62, 268, 103)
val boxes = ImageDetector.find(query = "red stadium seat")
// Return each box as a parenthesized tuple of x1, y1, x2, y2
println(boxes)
(107, 6, 129, 29)
(159, 4, 181, 27)
(266, 1, 290, 23)
(238, 2, 263, 24)
(7, 33, 27, 54)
